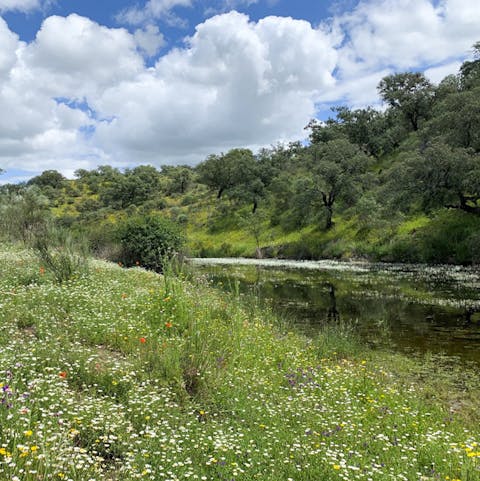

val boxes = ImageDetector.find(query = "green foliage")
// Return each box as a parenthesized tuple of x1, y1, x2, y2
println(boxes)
(161, 165, 194, 195)
(428, 86, 480, 151)
(309, 139, 371, 229)
(100, 165, 161, 209)
(118, 214, 185, 271)
(0, 186, 51, 243)
(32, 225, 89, 283)
(28, 169, 66, 189)
(389, 141, 480, 215)
(459, 41, 480, 89)
(378, 72, 435, 131)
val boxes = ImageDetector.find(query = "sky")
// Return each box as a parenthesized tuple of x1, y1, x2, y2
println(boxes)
(0, 0, 479, 183)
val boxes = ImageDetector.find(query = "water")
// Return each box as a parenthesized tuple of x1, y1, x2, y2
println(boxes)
(188, 258, 480, 363)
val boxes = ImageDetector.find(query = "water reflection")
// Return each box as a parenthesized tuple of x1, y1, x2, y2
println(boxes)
(189, 258, 480, 363)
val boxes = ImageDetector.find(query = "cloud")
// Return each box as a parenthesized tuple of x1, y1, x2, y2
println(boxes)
(133, 24, 165, 56)
(0, 0, 40, 12)
(1, 0, 480, 176)
(424, 61, 463, 84)
(319, 0, 480, 109)
(94, 12, 337, 163)
(0, 11, 337, 172)
(25, 14, 144, 96)
(0, 14, 144, 173)
(117, 0, 193, 26)
(0, 17, 19, 79)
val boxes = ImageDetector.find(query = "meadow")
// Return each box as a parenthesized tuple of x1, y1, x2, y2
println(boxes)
(1, 244, 480, 481)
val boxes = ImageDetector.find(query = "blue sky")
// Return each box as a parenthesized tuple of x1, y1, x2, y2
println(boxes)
(0, 0, 478, 182)
(2, 1, 342, 51)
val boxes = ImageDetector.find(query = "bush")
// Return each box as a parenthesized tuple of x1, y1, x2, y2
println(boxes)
(33, 226, 89, 283)
(118, 215, 185, 271)
(0, 186, 50, 243)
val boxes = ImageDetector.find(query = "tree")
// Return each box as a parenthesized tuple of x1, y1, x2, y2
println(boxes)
(306, 107, 406, 157)
(27, 170, 66, 200)
(427, 87, 480, 152)
(75, 165, 121, 194)
(459, 41, 480, 90)
(100, 165, 161, 209)
(27, 170, 66, 190)
(197, 153, 235, 199)
(161, 165, 193, 195)
(391, 141, 480, 215)
(378, 72, 434, 131)
(197, 149, 262, 211)
(309, 139, 370, 229)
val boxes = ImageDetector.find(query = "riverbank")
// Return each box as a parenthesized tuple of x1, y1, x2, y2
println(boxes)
(1, 244, 480, 480)
(186, 208, 480, 265)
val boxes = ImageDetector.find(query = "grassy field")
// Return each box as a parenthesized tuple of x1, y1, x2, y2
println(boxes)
(1, 244, 480, 480)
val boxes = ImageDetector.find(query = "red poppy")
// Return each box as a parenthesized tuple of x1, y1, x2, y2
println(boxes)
(59, 371, 67, 379)
(165, 322, 173, 329)
(139, 337, 147, 343)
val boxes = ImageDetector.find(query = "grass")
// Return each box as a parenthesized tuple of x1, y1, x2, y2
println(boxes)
(1, 243, 480, 480)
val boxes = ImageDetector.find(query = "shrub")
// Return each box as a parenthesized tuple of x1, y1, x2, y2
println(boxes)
(118, 214, 185, 271)
(32, 226, 89, 283)
(0, 186, 50, 243)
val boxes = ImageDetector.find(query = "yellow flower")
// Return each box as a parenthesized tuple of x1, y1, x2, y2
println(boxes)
(333, 465, 341, 470)
(24, 430, 33, 437)
(30, 446, 39, 452)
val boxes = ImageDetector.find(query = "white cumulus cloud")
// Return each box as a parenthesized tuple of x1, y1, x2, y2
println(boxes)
(94, 12, 337, 163)
(1, 0, 480, 176)
(318, 0, 480, 109)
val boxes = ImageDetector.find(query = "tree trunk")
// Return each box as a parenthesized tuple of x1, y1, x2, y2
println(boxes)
(446, 194, 480, 215)
(321, 191, 335, 229)
(325, 205, 333, 229)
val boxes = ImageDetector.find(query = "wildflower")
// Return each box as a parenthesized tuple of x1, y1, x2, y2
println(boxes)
(30, 445, 38, 452)
(59, 371, 67, 379)
(39, 266, 45, 275)
(121, 293, 127, 299)
(165, 322, 173, 328)
(24, 430, 33, 437)
(139, 337, 147, 344)
(333, 465, 341, 470)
